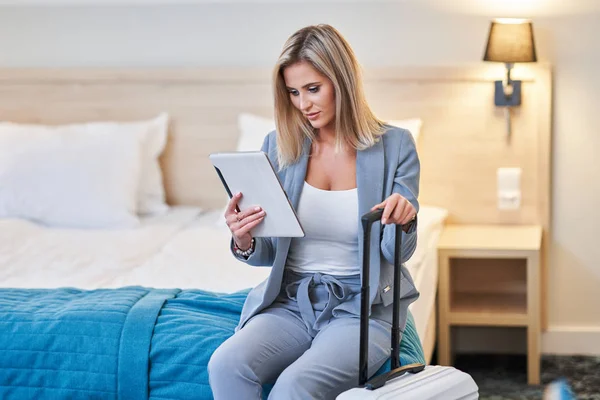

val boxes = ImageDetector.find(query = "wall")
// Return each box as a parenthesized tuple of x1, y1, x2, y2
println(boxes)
(0, 0, 598, 354)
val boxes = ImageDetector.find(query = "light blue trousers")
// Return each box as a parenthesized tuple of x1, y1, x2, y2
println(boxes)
(208, 270, 393, 400)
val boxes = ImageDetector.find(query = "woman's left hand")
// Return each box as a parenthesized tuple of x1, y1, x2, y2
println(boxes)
(370, 193, 416, 225)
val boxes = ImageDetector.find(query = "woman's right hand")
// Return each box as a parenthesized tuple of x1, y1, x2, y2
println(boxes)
(225, 192, 266, 251)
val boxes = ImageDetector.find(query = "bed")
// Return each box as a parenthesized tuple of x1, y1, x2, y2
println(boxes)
(0, 63, 552, 398)
(0, 210, 443, 397)
(0, 205, 432, 399)
(0, 204, 446, 360)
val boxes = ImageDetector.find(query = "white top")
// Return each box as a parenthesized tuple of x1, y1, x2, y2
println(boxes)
(286, 181, 360, 276)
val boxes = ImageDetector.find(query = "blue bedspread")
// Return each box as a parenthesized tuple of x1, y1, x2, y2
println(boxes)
(0, 287, 425, 399)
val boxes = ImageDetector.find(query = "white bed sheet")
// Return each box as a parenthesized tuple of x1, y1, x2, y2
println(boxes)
(0, 206, 202, 289)
(110, 210, 272, 292)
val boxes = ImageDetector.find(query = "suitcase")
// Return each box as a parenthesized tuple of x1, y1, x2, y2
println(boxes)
(337, 365, 479, 399)
(336, 209, 479, 399)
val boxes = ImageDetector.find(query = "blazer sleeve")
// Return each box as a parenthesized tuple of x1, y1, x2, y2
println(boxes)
(381, 130, 420, 265)
(229, 132, 277, 267)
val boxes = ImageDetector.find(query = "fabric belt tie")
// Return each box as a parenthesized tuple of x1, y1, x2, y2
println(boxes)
(284, 272, 357, 336)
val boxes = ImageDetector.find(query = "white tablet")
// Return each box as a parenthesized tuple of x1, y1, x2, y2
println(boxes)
(209, 151, 305, 238)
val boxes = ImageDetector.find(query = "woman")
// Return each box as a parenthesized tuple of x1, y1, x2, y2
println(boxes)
(208, 24, 420, 399)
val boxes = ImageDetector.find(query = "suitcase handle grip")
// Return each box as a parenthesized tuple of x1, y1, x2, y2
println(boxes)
(359, 208, 423, 387)
(365, 363, 426, 390)
(361, 208, 385, 225)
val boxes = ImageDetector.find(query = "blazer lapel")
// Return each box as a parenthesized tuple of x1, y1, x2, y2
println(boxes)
(284, 137, 311, 210)
(265, 137, 311, 305)
(356, 138, 385, 304)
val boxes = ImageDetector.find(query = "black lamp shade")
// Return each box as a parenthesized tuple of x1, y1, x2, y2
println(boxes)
(483, 19, 537, 63)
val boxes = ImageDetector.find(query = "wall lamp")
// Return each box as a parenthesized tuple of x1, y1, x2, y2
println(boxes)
(483, 18, 537, 138)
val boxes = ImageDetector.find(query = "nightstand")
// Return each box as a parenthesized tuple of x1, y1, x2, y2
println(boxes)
(437, 224, 543, 385)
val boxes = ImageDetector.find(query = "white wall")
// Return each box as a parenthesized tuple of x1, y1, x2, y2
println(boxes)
(0, 0, 598, 354)
(0, 3, 493, 68)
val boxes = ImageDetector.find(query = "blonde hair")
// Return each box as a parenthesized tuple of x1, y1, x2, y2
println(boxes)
(272, 24, 386, 169)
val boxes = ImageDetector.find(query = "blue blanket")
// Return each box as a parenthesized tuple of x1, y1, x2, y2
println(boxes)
(0, 287, 425, 399)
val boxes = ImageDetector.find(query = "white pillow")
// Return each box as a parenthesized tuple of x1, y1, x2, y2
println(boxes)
(130, 113, 170, 215)
(387, 118, 423, 142)
(0, 114, 169, 217)
(237, 113, 275, 151)
(0, 122, 146, 229)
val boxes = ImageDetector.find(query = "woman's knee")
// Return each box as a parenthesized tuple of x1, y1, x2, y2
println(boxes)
(208, 341, 264, 399)
(207, 345, 226, 378)
(208, 341, 250, 380)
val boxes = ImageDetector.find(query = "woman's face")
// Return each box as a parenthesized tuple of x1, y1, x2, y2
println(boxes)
(283, 61, 336, 131)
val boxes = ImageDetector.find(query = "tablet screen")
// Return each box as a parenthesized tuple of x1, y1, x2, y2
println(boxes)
(209, 151, 304, 238)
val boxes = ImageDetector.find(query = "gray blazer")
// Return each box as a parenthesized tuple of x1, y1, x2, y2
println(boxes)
(232, 125, 421, 331)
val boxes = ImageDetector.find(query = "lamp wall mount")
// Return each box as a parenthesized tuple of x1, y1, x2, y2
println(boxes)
(495, 63, 522, 107)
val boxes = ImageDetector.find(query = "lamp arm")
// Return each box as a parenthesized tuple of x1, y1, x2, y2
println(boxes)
(504, 63, 515, 96)
(505, 62, 514, 83)
(503, 63, 515, 140)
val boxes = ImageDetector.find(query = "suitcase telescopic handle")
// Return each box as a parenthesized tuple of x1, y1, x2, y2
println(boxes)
(359, 209, 425, 389)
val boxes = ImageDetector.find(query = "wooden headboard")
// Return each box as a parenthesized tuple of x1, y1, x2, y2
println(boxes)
(0, 64, 552, 234)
